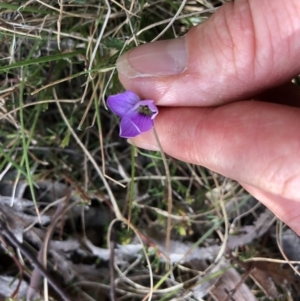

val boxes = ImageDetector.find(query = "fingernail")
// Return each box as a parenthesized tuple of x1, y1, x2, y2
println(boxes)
(117, 37, 187, 78)
(127, 139, 160, 151)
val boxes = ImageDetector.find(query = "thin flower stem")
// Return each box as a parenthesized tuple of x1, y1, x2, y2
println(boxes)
(152, 126, 172, 258)
(109, 210, 116, 301)
(128, 145, 136, 224)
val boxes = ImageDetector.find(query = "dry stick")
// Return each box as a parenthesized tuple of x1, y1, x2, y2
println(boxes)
(55, 98, 122, 219)
(0, 98, 81, 121)
(27, 248, 43, 300)
(78, 75, 102, 130)
(225, 255, 255, 301)
(245, 257, 300, 264)
(0, 236, 24, 299)
(151, 0, 188, 42)
(124, 9, 216, 45)
(152, 127, 172, 257)
(212, 176, 229, 265)
(57, 0, 63, 50)
(27, 205, 63, 300)
(90, 78, 125, 188)
(42, 200, 80, 269)
(87, 0, 111, 73)
(42, 198, 72, 301)
(276, 221, 300, 277)
(79, 0, 111, 104)
(124, 0, 138, 47)
(0, 217, 72, 301)
(107, 218, 154, 301)
(101, 38, 128, 108)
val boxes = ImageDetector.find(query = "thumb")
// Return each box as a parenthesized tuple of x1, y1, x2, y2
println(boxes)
(117, 0, 300, 106)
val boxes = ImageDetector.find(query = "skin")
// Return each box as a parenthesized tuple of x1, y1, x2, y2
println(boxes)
(118, 0, 300, 234)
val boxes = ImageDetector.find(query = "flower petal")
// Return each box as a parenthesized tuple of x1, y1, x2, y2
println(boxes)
(119, 116, 141, 138)
(107, 91, 140, 117)
(130, 112, 154, 133)
(120, 112, 154, 138)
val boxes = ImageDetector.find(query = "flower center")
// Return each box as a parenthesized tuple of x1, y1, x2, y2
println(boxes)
(138, 105, 153, 116)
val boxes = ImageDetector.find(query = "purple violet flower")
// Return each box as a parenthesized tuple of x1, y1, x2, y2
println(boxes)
(107, 90, 158, 138)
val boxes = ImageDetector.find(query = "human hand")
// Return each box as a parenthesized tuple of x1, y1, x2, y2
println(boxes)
(116, 0, 300, 234)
